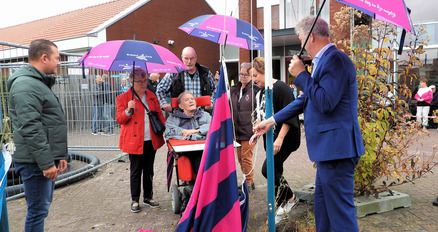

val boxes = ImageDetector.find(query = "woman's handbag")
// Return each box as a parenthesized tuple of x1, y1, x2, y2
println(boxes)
(133, 89, 165, 135)
(147, 110, 166, 135)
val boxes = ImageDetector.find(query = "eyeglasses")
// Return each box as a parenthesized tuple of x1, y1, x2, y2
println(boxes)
(133, 79, 148, 84)
(239, 73, 250, 77)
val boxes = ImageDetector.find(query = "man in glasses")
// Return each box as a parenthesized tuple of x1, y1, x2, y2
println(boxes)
(156, 47, 216, 113)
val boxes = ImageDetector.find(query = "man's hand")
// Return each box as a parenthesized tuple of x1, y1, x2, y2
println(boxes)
(43, 165, 59, 181)
(162, 103, 172, 113)
(205, 103, 213, 110)
(58, 160, 67, 173)
(288, 55, 306, 77)
(253, 117, 276, 136)
(215, 71, 220, 83)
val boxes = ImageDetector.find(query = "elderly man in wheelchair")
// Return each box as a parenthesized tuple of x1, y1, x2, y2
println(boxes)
(165, 91, 212, 214)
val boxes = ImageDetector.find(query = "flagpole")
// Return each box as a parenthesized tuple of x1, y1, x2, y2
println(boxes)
(263, 2, 276, 231)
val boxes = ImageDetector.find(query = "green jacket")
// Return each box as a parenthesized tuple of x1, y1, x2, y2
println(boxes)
(7, 65, 68, 171)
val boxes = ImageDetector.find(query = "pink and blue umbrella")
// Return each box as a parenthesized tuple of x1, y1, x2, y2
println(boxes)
(79, 40, 187, 73)
(179, 14, 264, 50)
(335, 0, 415, 35)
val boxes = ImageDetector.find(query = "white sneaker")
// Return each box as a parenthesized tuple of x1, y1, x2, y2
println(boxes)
(283, 196, 299, 213)
(274, 206, 288, 224)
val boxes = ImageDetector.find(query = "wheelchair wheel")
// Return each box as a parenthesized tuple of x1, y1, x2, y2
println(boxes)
(171, 184, 181, 214)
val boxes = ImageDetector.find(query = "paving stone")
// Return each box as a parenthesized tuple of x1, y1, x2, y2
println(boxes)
(6, 130, 438, 231)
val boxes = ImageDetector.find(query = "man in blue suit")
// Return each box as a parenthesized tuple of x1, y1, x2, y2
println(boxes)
(253, 16, 365, 231)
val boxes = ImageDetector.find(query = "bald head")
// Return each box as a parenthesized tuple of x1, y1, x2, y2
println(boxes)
(182, 47, 196, 57)
(181, 46, 198, 73)
(149, 73, 160, 81)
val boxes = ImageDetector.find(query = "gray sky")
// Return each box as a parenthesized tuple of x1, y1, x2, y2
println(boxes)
(0, 0, 240, 28)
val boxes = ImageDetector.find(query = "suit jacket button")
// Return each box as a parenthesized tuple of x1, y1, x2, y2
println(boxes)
(134, 122, 137, 124)
(134, 134, 137, 137)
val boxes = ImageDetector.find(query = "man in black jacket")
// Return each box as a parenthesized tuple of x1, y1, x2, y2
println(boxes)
(156, 47, 216, 113)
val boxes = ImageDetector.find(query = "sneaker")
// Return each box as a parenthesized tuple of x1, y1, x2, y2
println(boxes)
(92, 131, 99, 135)
(104, 131, 114, 136)
(131, 202, 140, 213)
(274, 206, 288, 224)
(250, 183, 256, 190)
(283, 195, 299, 214)
(144, 198, 160, 208)
(433, 197, 438, 206)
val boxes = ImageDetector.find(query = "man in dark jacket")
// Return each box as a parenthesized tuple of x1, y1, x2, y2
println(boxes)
(92, 75, 104, 134)
(101, 74, 114, 135)
(156, 47, 216, 113)
(7, 39, 68, 232)
(146, 73, 160, 94)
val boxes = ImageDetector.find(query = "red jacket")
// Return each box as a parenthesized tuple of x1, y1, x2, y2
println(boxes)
(116, 88, 165, 154)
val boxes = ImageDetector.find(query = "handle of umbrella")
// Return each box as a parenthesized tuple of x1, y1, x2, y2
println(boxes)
(129, 108, 134, 115)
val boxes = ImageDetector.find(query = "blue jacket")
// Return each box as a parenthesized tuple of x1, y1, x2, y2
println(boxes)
(274, 46, 364, 162)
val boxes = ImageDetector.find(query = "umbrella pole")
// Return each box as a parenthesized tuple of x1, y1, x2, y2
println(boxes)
(298, 0, 327, 58)
(130, 61, 135, 115)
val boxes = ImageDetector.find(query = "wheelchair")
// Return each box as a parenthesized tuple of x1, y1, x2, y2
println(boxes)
(166, 96, 211, 214)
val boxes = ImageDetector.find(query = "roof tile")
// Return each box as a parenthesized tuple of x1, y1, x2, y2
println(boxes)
(0, 0, 139, 46)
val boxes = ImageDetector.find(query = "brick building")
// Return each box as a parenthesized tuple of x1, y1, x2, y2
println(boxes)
(0, 0, 221, 75)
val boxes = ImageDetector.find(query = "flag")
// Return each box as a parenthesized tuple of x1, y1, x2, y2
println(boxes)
(175, 64, 242, 232)
(0, 145, 11, 231)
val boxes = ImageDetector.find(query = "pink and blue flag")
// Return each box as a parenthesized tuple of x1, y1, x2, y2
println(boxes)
(175, 65, 243, 232)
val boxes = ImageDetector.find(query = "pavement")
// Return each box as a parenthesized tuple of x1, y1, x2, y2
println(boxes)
(6, 128, 438, 232)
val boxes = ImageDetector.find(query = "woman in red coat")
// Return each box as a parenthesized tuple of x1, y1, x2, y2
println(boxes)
(116, 68, 166, 213)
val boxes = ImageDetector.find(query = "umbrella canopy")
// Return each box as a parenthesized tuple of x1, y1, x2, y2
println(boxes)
(79, 40, 187, 73)
(179, 14, 264, 50)
(335, 0, 415, 35)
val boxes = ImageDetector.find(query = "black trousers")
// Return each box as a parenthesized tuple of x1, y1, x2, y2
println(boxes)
(261, 142, 294, 207)
(129, 140, 156, 202)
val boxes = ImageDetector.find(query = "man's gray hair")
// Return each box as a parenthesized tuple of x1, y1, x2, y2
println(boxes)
(240, 62, 251, 70)
(296, 16, 330, 38)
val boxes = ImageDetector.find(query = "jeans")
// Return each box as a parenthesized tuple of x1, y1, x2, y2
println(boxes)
(103, 103, 114, 132)
(92, 105, 103, 132)
(14, 162, 56, 232)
